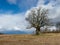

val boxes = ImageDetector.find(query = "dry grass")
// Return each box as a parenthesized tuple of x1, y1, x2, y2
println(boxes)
(0, 33, 60, 45)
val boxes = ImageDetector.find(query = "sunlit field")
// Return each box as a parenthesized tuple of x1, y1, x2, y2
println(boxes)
(0, 33, 60, 45)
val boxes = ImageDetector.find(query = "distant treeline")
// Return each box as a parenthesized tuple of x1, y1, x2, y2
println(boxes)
(42, 29, 60, 33)
(0, 33, 4, 34)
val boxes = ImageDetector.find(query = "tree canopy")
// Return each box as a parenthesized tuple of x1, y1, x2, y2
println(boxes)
(25, 7, 49, 35)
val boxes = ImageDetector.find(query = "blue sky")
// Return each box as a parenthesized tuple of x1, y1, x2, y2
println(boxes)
(0, 0, 51, 14)
(0, 0, 38, 14)
(0, 0, 60, 31)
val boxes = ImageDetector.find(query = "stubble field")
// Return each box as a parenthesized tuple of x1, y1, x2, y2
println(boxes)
(0, 33, 60, 45)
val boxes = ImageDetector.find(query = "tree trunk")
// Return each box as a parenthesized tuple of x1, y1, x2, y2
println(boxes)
(36, 27, 40, 35)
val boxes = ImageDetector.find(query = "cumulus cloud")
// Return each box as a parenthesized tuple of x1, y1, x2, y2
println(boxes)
(0, 13, 28, 31)
(37, 0, 60, 20)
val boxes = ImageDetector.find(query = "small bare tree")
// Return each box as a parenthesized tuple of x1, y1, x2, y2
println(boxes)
(25, 7, 49, 35)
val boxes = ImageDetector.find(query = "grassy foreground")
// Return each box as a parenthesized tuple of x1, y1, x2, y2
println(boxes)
(0, 33, 60, 45)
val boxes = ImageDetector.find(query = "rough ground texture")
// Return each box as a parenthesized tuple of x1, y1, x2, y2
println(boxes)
(0, 33, 60, 45)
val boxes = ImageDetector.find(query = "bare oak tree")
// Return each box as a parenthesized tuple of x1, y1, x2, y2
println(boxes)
(25, 7, 49, 35)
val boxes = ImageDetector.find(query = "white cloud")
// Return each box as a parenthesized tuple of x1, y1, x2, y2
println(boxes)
(7, 0, 17, 4)
(0, 13, 28, 31)
(36, 0, 60, 21)
(18, 0, 37, 8)
(37, 0, 45, 6)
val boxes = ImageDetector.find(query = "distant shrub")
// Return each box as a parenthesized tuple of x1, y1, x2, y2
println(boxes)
(42, 29, 60, 33)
